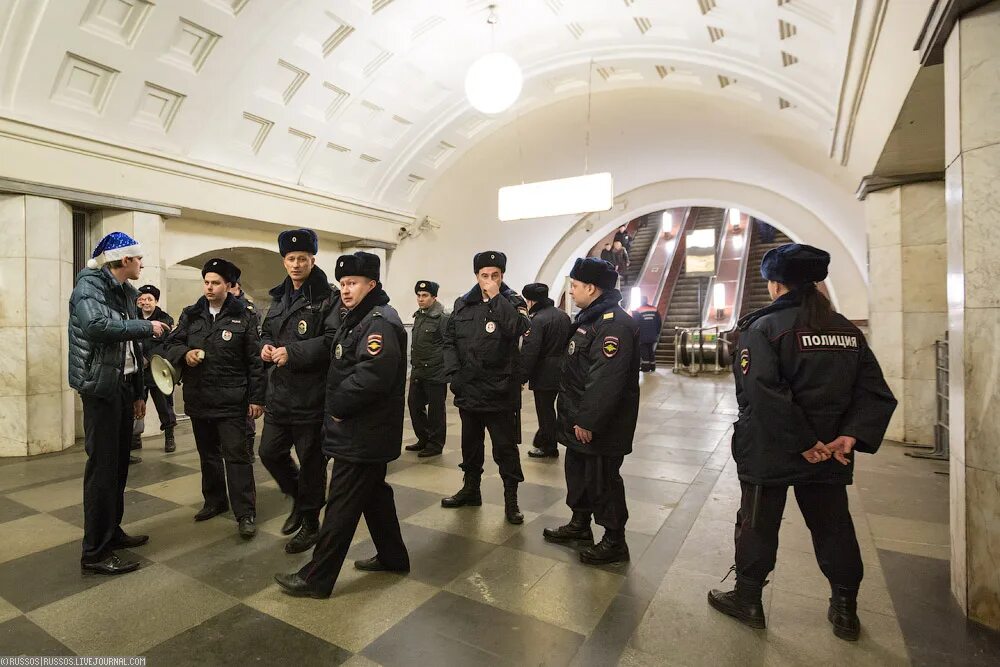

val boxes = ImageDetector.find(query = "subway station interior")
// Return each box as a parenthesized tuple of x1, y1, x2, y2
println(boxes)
(1, 0, 1000, 664)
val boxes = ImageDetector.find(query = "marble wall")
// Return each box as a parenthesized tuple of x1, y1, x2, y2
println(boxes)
(866, 181, 948, 446)
(944, 0, 1000, 630)
(0, 194, 75, 456)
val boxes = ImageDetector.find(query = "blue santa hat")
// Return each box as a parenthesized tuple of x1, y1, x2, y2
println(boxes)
(87, 232, 143, 269)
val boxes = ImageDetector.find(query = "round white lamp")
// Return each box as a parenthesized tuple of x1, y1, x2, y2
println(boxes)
(464, 52, 523, 114)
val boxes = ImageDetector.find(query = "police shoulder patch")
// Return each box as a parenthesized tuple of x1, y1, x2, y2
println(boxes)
(740, 348, 750, 375)
(602, 336, 619, 358)
(367, 333, 383, 355)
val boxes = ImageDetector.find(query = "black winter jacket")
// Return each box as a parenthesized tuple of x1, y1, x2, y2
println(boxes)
(518, 299, 572, 392)
(443, 283, 531, 412)
(322, 288, 406, 464)
(163, 295, 266, 419)
(732, 290, 897, 486)
(234, 290, 262, 334)
(410, 299, 450, 383)
(557, 290, 640, 456)
(632, 306, 662, 345)
(68, 267, 153, 398)
(260, 267, 338, 424)
(140, 307, 175, 384)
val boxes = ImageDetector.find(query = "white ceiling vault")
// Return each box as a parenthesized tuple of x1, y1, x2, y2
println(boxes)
(0, 0, 857, 214)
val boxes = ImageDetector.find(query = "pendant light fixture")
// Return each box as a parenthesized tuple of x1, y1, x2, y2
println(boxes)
(464, 5, 523, 115)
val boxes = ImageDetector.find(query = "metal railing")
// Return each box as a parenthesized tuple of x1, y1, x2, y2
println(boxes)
(906, 333, 949, 462)
(672, 326, 732, 376)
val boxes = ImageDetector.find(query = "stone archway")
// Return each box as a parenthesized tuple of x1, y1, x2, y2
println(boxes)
(535, 178, 869, 319)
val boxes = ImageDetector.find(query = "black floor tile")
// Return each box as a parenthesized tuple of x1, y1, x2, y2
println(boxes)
(363, 591, 584, 667)
(0, 540, 153, 612)
(144, 604, 352, 666)
(347, 522, 496, 587)
(0, 616, 73, 655)
(388, 485, 441, 520)
(164, 531, 311, 599)
(0, 496, 38, 524)
(123, 460, 201, 488)
(620, 474, 690, 506)
(49, 490, 181, 529)
(480, 478, 566, 513)
(878, 549, 1000, 666)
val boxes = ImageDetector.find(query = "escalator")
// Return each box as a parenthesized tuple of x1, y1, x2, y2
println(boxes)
(623, 215, 660, 287)
(656, 208, 727, 368)
(738, 223, 792, 318)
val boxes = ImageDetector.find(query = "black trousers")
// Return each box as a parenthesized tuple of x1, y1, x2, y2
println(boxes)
(246, 416, 256, 459)
(531, 390, 559, 453)
(407, 378, 447, 451)
(459, 409, 524, 484)
(734, 482, 864, 587)
(141, 384, 177, 431)
(298, 460, 408, 596)
(639, 343, 656, 369)
(260, 420, 328, 519)
(191, 416, 256, 519)
(81, 382, 134, 562)
(564, 449, 628, 533)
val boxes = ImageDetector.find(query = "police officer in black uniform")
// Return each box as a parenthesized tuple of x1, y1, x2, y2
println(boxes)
(135, 284, 178, 453)
(632, 296, 662, 372)
(229, 267, 262, 462)
(517, 283, 572, 459)
(441, 251, 531, 525)
(543, 258, 640, 565)
(259, 229, 337, 554)
(406, 280, 450, 458)
(274, 251, 409, 599)
(164, 258, 266, 539)
(708, 244, 896, 641)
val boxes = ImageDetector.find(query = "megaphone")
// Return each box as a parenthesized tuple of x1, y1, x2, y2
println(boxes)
(150, 354, 182, 395)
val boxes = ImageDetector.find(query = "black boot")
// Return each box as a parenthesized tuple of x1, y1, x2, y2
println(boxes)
(285, 516, 319, 554)
(543, 511, 594, 544)
(405, 441, 426, 452)
(580, 531, 630, 565)
(708, 572, 767, 629)
(130, 433, 142, 451)
(828, 585, 861, 641)
(281, 508, 302, 536)
(164, 427, 176, 453)
(503, 484, 523, 525)
(129, 455, 142, 465)
(441, 475, 482, 508)
(238, 515, 257, 540)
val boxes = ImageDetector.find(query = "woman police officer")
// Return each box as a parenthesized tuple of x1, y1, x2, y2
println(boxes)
(708, 243, 897, 641)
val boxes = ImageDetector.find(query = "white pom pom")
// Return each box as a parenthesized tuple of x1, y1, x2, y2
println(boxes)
(87, 258, 98, 269)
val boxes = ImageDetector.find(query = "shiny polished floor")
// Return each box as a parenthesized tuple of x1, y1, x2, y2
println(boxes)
(1, 372, 998, 666)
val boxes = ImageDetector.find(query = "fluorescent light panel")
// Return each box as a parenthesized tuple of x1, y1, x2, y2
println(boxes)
(499, 172, 613, 222)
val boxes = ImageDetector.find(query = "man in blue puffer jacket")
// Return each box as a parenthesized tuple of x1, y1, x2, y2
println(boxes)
(69, 232, 169, 576)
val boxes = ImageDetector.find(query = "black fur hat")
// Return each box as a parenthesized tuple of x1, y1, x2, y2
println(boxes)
(278, 228, 319, 256)
(569, 257, 618, 291)
(202, 258, 239, 285)
(414, 280, 439, 296)
(335, 251, 380, 282)
(473, 250, 506, 273)
(760, 243, 830, 284)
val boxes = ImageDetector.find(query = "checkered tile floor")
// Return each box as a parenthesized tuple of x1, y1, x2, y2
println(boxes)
(0, 373, 920, 665)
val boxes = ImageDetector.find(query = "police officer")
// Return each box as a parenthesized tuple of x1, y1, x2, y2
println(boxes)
(517, 283, 571, 459)
(543, 258, 639, 565)
(164, 258, 266, 539)
(707, 244, 896, 641)
(135, 284, 177, 452)
(441, 251, 531, 525)
(406, 280, 450, 458)
(259, 229, 337, 554)
(632, 296, 662, 372)
(229, 267, 262, 462)
(274, 251, 409, 599)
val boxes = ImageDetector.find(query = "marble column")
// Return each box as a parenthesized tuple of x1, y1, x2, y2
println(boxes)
(865, 181, 948, 446)
(0, 194, 75, 456)
(943, 0, 1000, 629)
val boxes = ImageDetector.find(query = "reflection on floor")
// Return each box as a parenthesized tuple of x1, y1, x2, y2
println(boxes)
(1, 372, 998, 665)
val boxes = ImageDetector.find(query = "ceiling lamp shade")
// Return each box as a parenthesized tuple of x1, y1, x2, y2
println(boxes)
(498, 172, 614, 221)
(465, 52, 523, 114)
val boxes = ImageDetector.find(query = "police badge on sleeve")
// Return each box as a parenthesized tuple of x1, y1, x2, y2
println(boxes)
(221, 330, 232, 342)
(297, 319, 308, 335)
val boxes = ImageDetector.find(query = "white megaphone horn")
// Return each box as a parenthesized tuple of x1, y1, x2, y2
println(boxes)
(150, 354, 188, 395)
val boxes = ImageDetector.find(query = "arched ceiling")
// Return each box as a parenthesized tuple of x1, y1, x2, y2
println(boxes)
(0, 0, 857, 212)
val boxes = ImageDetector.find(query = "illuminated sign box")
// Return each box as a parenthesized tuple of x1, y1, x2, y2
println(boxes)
(498, 173, 614, 222)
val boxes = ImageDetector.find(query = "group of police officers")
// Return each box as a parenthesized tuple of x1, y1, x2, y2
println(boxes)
(69, 226, 896, 640)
